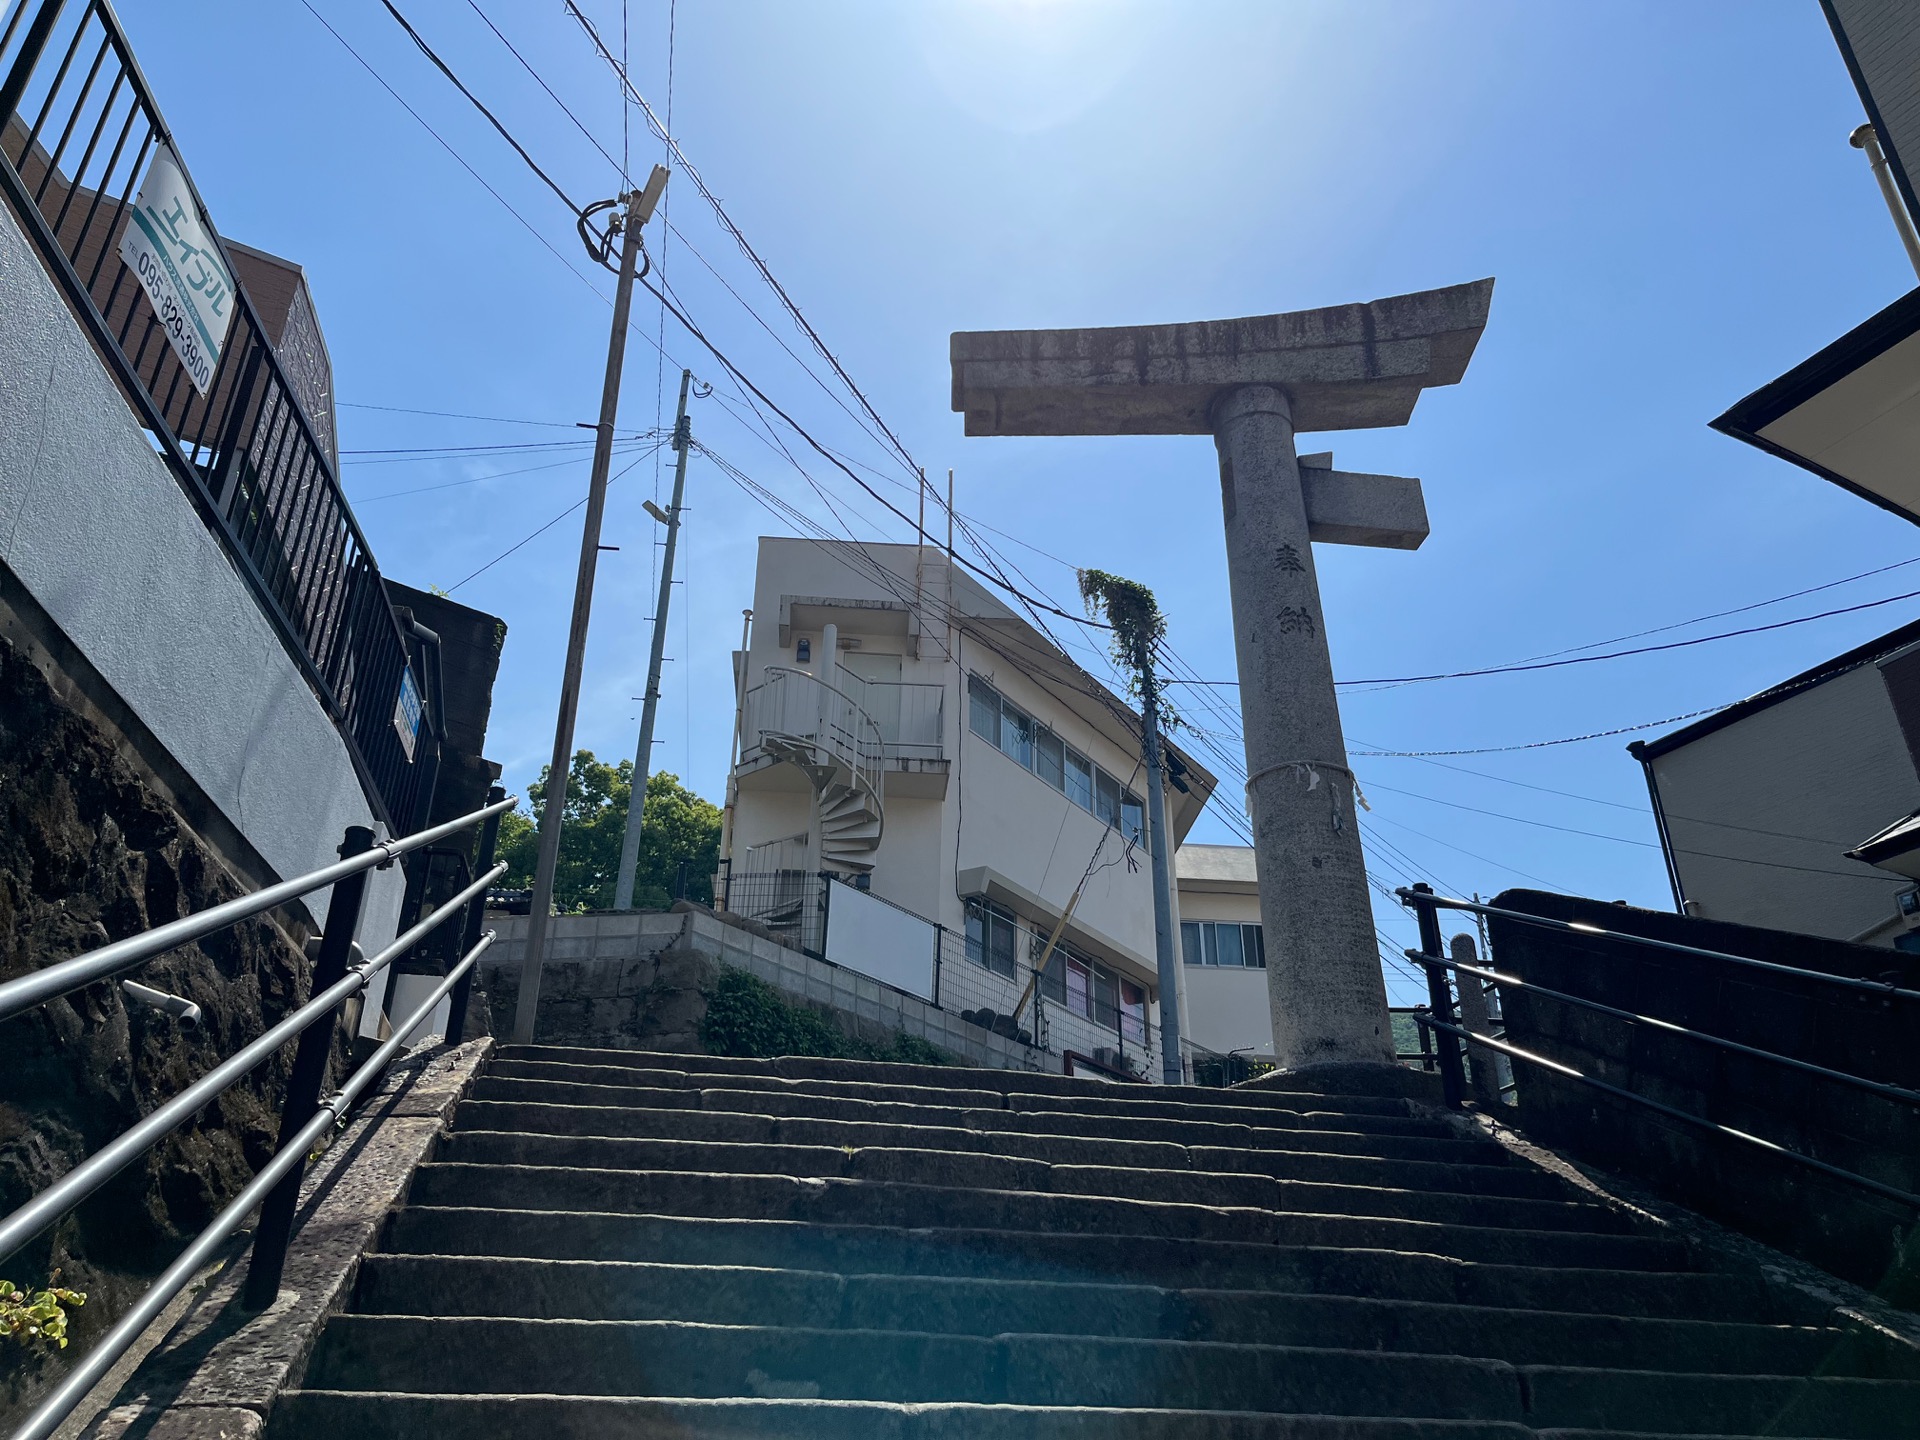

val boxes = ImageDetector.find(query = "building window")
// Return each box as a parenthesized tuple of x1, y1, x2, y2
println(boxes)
(1034, 729, 1065, 791)
(966, 673, 1145, 843)
(1181, 920, 1267, 968)
(1000, 702, 1034, 768)
(968, 674, 998, 745)
(966, 897, 1017, 978)
(1064, 749, 1094, 809)
(1036, 930, 1147, 1039)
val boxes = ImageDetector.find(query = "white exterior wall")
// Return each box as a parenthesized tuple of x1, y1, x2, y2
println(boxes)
(1647, 664, 1920, 943)
(728, 538, 1213, 1071)
(1175, 846, 1274, 1061)
(0, 194, 408, 987)
(953, 636, 1158, 980)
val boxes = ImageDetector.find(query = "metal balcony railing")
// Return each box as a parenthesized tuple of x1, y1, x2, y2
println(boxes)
(836, 670, 944, 760)
(741, 665, 886, 801)
(0, 0, 427, 831)
(0, 789, 514, 1440)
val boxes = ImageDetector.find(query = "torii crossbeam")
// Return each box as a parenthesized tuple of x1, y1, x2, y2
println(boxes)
(951, 279, 1494, 1074)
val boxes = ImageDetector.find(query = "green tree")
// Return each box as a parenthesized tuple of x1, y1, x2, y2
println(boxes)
(496, 751, 721, 912)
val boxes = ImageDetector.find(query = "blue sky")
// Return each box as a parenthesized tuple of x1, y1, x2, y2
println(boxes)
(127, 1, 1918, 1002)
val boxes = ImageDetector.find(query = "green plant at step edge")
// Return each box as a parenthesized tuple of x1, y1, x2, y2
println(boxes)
(1, 1272, 85, 1349)
(701, 968, 955, 1066)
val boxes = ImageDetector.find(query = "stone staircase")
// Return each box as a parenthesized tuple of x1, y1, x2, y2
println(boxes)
(271, 1046, 1920, 1437)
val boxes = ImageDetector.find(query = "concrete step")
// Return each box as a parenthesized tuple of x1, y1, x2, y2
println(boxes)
(403, 1164, 1681, 1269)
(1520, 1366, 1920, 1436)
(296, 1314, 1920, 1431)
(467, 1076, 1510, 1165)
(275, 1390, 1538, 1440)
(451, 1101, 1574, 1199)
(349, 1254, 1859, 1376)
(494, 1044, 1433, 1116)
(483, 1056, 1443, 1130)
(383, 1207, 1742, 1318)
(436, 1132, 1634, 1235)
(300, 1315, 1528, 1416)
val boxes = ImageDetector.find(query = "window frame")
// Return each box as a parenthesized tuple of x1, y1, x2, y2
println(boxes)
(965, 896, 1018, 978)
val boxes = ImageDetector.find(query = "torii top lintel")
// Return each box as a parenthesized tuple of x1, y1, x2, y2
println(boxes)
(949, 278, 1494, 438)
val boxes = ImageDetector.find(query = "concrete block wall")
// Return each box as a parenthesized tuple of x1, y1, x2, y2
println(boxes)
(480, 910, 1047, 1072)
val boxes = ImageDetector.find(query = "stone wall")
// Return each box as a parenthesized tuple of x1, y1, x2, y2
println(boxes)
(0, 638, 330, 1423)
(1488, 889, 1920, 1300)
(478, 908, 1048, 1071)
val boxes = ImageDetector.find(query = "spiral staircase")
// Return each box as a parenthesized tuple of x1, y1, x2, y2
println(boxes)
(742, 665, 885, 874)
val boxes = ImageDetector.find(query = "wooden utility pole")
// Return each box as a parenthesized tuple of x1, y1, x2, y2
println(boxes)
(514, 167, 667, 1045)
(614, 366, 693, 910)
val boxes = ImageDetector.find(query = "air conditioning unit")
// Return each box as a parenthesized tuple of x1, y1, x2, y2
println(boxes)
(1898, 885, 1920, 932)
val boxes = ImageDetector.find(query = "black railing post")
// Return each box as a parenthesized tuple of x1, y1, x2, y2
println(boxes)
(445, 787, 505, 1044)
(0, 1, 68, 122)
(1408, 883, 1467, 1108)
(241, 824, 375, 1309)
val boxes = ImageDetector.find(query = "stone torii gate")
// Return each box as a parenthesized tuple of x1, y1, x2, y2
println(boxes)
(950, 279, 1493, 1075)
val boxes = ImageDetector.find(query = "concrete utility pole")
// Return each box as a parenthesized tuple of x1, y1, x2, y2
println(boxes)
(950, 281, 1493, 1076)
(1137, 662, 1184, 1085)
(614, 367, 694, 910)
(514, 167, 668, 1046)
(1078, 570, 1184, 1085)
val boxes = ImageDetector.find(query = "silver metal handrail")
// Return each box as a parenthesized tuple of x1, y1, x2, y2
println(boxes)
(0, 862, 503, 1269)
(0, 796, 517, 1023)
(0, 790, 514, 1440)
(8, 930, 496, 1440)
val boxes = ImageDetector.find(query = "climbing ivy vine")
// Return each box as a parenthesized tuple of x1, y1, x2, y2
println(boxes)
(1078, 569, 1177, 730)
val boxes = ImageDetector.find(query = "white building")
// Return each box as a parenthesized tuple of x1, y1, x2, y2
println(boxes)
(1174, 845, 1273, 1063)
(1628, 618, 1920, 946)
(721, 537, 1221, 1079)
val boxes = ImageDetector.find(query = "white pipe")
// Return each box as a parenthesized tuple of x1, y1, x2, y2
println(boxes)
(1851, 123, 1920, 280)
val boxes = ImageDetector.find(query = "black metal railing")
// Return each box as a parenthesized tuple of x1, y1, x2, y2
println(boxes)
(0, 789, 512, 1440)
(1397, 884, 1920, 1212)
(0, 0, 425, 830)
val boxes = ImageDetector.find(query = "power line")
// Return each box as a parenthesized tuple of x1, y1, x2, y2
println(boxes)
(340, 439, 603, 456)
(1345, 707, 1728, 756)
(1505, 554, 1920, 667)
(375, 0, 586, 217)
(566, 1, 925, 482)
(1163, 585, 1920, 689)
(1350, 739, 1863, 848)
(297, 0, 613, 310)
(444, 443, 662, 593)
(338, 400, 584, 428)
(352, 443, 650, 503)
(1359, 778, 1905, 882)
(646, 280, 1110, 630)
(464, 0, 626, 182)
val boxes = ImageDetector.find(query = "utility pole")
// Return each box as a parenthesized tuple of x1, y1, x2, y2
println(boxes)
(514, 166, 667, 1046)
(1138, 657, 1185, 1086)
(614, 367, 694, 910)
(1078, 571, 1184, 1085)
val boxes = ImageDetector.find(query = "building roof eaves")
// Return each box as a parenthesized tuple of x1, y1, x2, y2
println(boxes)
(1631, 615, 1920, 762)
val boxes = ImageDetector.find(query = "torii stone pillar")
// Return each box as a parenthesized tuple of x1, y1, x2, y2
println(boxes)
(950, 279, 1493, 1074)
